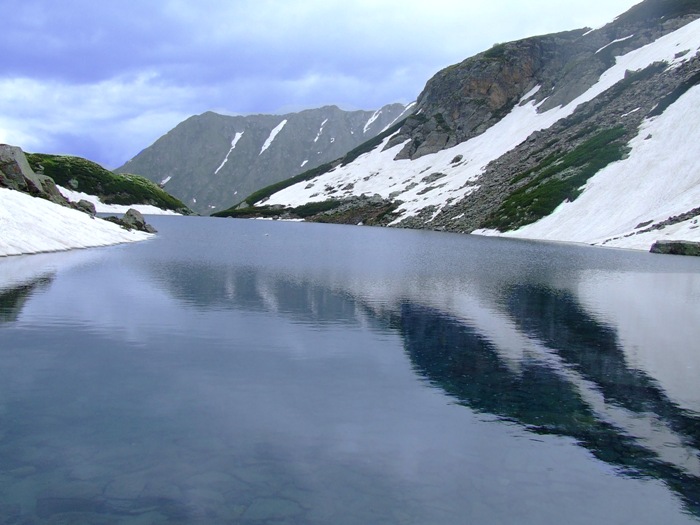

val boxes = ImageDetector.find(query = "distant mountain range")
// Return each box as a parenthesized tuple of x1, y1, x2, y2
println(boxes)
(116, 104, 413, 214)
(214, 0, 700, 251)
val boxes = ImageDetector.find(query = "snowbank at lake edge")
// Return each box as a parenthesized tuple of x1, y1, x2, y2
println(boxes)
(0, 188, 152, 257)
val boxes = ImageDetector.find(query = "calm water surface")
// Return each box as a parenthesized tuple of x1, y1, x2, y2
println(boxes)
(1, 216, 699, 524)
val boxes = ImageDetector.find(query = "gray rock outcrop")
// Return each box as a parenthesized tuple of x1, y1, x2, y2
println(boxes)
(104, 208, 157, 233)
(384, 2, 700, 163)
(76, 199, 97, 217)
(0, 144, 68, 205)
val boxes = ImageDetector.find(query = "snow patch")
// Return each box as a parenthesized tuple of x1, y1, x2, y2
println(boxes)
(260, 120, 287, 155)
(503, 84, 700, 250)
(363, 110, 381, 133)
(215, 131, 245, 174)
(313, 119, 328, 143)
(596, 34, 635, 54)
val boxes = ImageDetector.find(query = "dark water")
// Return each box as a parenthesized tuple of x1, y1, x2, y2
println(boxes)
(1, 216, 699, 524)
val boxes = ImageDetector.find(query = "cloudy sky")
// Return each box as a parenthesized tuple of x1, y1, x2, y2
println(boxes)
(0, 0, 641, 168)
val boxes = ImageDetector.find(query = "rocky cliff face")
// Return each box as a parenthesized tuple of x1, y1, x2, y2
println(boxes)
(387, 0, 700, 161)
(386, 32, 579, 160)
(116, 104, 412, 214)
(230, 0, 700, 251)
(0, 144, 68, 205)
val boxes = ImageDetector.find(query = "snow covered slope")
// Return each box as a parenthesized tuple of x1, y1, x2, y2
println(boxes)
(0, 188, 151, 257)
(248, 9, 700, 251)
(500, 83, 700, 249)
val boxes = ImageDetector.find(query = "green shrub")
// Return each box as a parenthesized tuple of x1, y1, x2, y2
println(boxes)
(483, 43, 507, 61)
(212, 199, 342, 219)
(211, 206, 282, 218)
(292, 199, 342, 217)
(26, 153, 190, 212)
(433, 113, 452, 132)
(484, 126, 628, 231)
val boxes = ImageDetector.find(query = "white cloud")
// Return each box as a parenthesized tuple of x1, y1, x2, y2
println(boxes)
(0, 0, 643, 167)
(0, 73, 194, 166)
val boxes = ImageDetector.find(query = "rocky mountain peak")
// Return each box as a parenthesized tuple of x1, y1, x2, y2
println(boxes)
(116, 103, 412, 214)
(386, 0, 700, 161)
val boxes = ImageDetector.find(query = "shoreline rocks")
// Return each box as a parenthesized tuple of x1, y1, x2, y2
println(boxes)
(650, 240, 700, 256)
(104, 208, 158, 233)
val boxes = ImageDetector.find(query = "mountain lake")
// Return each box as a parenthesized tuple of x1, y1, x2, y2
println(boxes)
(1, 215, 699, 524)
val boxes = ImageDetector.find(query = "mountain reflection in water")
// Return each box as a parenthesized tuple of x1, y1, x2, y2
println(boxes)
(147, 254, 700, 517)
(402, 286, 700, 517)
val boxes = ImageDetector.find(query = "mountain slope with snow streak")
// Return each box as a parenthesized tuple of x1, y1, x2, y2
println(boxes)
(117, 104, 410, 214)
(0, 188, 151, 257)
(247, 5, 700, 251)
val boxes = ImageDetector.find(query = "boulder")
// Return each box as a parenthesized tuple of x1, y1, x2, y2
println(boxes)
(0, 144, 45, 193)
(104, 208, 157, 233)
(38, 174, 69, 205)
(76, 199, 97, 217)
(0, 144, 68, 205)
(123, 208, 157, 233)
(650, 240, 700, 256)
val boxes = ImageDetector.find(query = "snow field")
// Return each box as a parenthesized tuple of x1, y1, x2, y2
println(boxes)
(0, 188, 151, 257)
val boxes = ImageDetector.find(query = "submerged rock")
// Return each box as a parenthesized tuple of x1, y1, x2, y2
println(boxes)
(650, 240, 700, 256)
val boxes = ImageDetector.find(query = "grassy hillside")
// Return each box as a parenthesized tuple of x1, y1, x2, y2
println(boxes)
(26, 153, 192, 214)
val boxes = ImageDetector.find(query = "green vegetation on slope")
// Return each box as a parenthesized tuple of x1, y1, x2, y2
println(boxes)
(482, 126, 629, 232)
(26, 153, 192, 214)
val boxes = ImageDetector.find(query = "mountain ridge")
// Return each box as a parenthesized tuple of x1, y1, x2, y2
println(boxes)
(116, 103, 412, 214)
